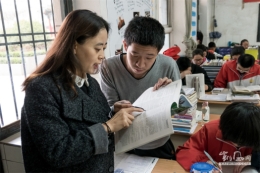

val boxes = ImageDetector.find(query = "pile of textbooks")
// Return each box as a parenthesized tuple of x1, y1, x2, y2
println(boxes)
(171, 93, 198, 134)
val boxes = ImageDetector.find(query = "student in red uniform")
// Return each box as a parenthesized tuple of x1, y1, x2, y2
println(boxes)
(214, 54, 260, 88)
(176, 102, 260, 173)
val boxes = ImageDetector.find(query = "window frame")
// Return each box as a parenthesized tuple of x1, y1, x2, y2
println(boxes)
(0, 0, 58, 139)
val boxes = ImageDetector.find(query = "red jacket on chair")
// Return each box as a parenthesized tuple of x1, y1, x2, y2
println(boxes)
(176, 120, 252, 171)
(214, 60, 260, 88)
(163, 45, 180, 60)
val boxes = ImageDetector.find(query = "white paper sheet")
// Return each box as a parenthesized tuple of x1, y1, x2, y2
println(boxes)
(199, 94, 227, 101)
(114, 153, 158, 173)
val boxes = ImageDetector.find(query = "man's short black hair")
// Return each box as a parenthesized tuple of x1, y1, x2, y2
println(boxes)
(192, 49, 204, 58)
(220, 102, 260, 150)
(208, 42, 216, 48)
(197, 31, 203, 44)
(237, 54, 255, 68)
(124, 16, 165, 52)
(240, 39, 249, 46)
(176, 57, 191, 71)
(231, 46, 245, 56)
(197, 44, 207, 52)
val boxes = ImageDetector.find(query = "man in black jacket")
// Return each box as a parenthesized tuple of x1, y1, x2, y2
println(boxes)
(177, 57, 213, 92)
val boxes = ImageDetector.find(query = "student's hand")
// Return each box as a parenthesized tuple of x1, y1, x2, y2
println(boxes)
(233, 164, 247, 173)
(207, 160, 222, 173)
(105, 107, 143, 133)
(233, 155, 251, 173)
(180, 69, 192, 79)
(205, 84, 209, 91)
(153, 77, 172, 91)
(113, 100, 132, 113)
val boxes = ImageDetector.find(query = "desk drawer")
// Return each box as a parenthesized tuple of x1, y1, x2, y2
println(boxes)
(3, 145, 23, 163)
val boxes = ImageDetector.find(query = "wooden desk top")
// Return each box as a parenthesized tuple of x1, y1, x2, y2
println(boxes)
(152, 159, 188, 173)
(174, 114, 220, 136)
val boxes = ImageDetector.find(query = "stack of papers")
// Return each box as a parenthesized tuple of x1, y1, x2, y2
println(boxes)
(211, 88, 224, 95)
(182, 87, 195, 95)
(199, 94, 227, 102)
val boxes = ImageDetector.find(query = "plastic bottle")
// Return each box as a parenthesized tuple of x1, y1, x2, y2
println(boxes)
(202, 102, 210, 122)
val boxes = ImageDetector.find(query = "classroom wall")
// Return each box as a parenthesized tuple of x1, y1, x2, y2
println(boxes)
(171, 0, 187, 56)
(72, 0, 101, 14)
(214, 0, 259, 47)
(198, 0, 214, 46)
(72, 0, 110, 57)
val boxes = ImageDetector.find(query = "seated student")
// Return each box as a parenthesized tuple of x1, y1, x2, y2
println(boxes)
(177, 57, 213, 91)
(208, 42, 216, 53)
(214, 54, 260, 88)
(197, 44, 215, 60)
(208, 42, 222, 58)
(231, 46, 245, 60)
(241, 39, 249, 49)
(192, 49, 207, 66)
(101, 16, 180, 160)
(176, 102, 260, 172)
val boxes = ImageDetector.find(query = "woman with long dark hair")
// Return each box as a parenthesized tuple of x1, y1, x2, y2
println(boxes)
(21, 10, 142, 172)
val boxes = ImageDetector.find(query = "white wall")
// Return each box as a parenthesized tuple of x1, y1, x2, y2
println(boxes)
(72, 0, 110, 57)
(199, 0, 214, 46)
(171, 0, 186, 56)
(214, 0, 259, 46)
(72, 0, 101, 14)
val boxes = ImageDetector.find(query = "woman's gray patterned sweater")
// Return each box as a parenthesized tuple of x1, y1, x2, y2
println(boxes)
(21, 72, 114, 173)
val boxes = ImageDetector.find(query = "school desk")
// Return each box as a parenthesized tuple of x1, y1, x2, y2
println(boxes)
(152, 159, 188, 173)
(197, 93, 260, 114)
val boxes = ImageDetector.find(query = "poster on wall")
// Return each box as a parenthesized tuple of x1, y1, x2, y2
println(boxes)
(106, 0, 154, 57)
(191, 0, 197, 41)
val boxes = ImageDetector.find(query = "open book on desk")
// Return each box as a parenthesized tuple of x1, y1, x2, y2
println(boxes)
(114, 80, 182, 154)
(232, 85, 260, 94)
(227, 93, 260, 103)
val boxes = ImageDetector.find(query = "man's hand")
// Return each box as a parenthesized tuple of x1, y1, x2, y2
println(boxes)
(153, 77, 172, 91)
(114, 100, 132, 113)
(180, 69, 192, 79)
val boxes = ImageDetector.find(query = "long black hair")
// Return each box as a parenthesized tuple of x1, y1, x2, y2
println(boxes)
(220, 102, 260, 150)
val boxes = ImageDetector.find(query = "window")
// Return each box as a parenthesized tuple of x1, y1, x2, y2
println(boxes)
(158, 0, 172, 53)
(0, 0, 56, 129)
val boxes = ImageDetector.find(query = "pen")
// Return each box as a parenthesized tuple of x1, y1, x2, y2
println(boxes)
(151, 158, 155, 163)
(204, 151, 223, 173)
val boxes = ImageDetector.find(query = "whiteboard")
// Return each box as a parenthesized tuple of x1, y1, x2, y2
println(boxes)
(106, 0, 155, 57)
